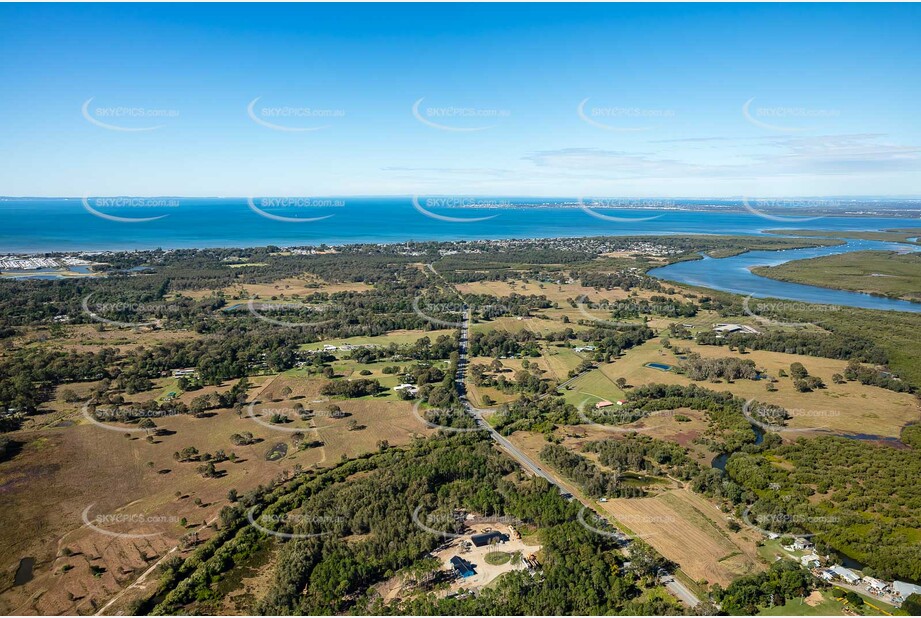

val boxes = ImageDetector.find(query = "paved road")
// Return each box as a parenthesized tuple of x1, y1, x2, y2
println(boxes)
(660, 574, 701, 608)
(443, 286, 702, 609)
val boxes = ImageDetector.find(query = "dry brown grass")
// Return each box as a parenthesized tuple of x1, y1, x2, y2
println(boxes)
(503, 425, 763, 588)
(601, 489, 765, 587)
(604, 339, 920, 438)
(457, 279, 626, 305)
(180, 276, 373, 301)
(0, 374, 431, 615)
(11, 325, 202, 356)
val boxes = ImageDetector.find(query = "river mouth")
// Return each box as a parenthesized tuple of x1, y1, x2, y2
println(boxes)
(650, 239, 921, 313)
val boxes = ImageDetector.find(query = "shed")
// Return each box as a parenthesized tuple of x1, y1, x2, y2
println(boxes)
(450, 556, 475, 578)
(470, 531, 509, 547)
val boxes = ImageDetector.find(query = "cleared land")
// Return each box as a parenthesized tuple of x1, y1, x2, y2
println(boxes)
(10, 324, 201, 356)
(300, 329, 453, 350)
(430, 524, 540, 594)
(505, 424, 760, 588)
(602, 489, 764, 587)
(752, 250, 921, 303)
(0, 374, 431, 615)
(560, 367, 627, 407)
(179, 275, 374, 301)
(599, 339, 920, 439)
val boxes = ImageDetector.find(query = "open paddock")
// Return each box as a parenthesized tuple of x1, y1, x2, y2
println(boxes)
(0, 375, 430, 615)
(601, 489, 764, 587)
(179, 276, 374, 301)
(602, 340, 920, 439)
(300, 329, 454, 351)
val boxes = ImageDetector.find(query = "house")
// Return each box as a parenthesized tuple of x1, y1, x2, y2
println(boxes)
(595, 400, 614, 409)
(393, 384, 419, 395)
(172, 368, 197, 377)
(830, 565, 861, 585)
(792, 537, 814, 551)
(470, 531, 509, 547)
(574, 345, 596, 353)
(819, 570, 835, 582)
(893, 581, 921, 602)
(616, 400, 626, 406)
(800, 553, 821, 567)
(449, 556, 475, 578)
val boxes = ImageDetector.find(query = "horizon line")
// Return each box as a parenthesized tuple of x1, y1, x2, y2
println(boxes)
(3, 195, 921, 201)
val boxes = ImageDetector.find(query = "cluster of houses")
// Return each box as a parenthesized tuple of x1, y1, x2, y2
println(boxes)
(781, 538, 921, 606)
(0, 255, 91, 270)
(818, 567, 921, 604)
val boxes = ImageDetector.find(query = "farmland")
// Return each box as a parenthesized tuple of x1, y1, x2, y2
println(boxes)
(1, 238, 919, 616)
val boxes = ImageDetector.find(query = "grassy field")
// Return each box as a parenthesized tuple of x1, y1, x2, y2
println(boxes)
(0, 373, 431, 615)
(180, 275, 374, 301)
(484, 551, 514, 566)
(599, 339, 920, 439)
(299, 328, 454, 350)
(456, 279, 618, 305)
(753, 251, 921, 302)
(540, 345, 587, 382)
(560, 368, 626, 407)
(758, 588, 901, 616)
(757, 590, 849, 616)
(601, 488, 764, 587)
(12, 323, 202, 356)
(766, 228, 921, 245)
(503, 427, 759, 587)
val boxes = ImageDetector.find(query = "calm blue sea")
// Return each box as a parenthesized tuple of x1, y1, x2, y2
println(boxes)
(2, 198, 919, 312)
(0, 197, 916, 253)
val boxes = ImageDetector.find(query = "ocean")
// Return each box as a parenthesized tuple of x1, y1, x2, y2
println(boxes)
(0, 197, 916, 253)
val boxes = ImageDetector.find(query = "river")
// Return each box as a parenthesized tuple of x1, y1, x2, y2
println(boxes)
(649, 239, 921, 313)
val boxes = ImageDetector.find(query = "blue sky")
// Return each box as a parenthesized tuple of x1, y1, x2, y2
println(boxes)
(1, 3, 919, 197)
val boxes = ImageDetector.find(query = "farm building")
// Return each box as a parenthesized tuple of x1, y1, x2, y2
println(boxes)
(713, 323, 761, 335)
(830, 565, 861, 585)
(894, 581, 921, 601)
(863, 577, 888, 593)
(470, 531, 509, 547)
(450, 556, 476, 578)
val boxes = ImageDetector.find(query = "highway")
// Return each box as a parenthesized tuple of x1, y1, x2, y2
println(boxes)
(452, 305, 700, 607)
(423, 266, 700, 608)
